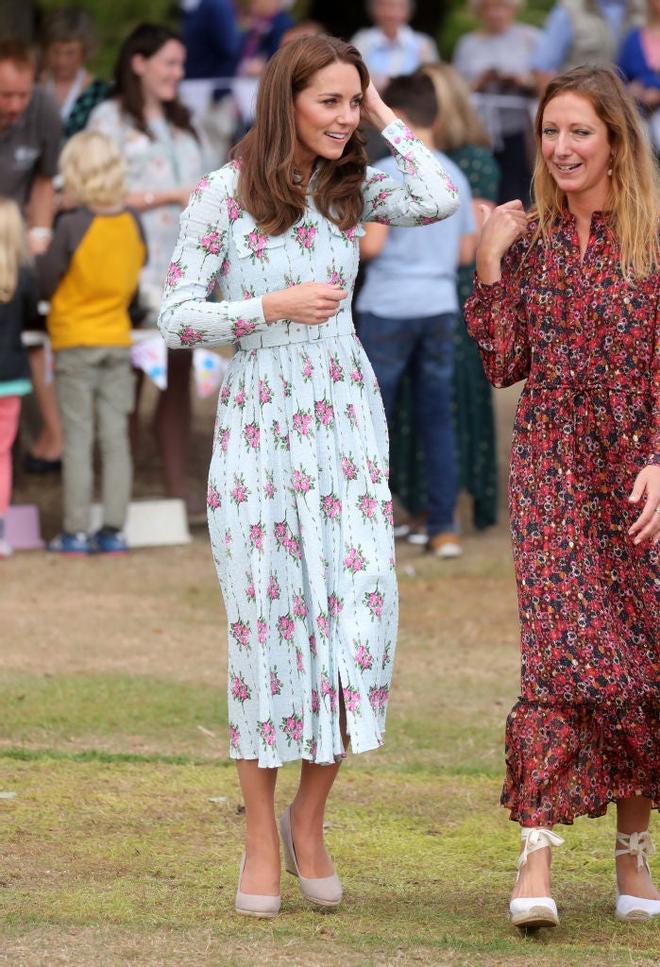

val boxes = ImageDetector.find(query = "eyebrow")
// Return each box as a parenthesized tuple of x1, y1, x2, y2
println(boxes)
(317, 91, 363, 98)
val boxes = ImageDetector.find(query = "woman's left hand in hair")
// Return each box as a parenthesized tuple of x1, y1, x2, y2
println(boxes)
(361, 82, 396, 131)
(628, 464, 660, 545)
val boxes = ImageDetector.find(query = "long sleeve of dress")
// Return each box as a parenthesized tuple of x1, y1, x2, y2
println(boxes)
(463, 241, 531, 388)
(157, 170, 268, 349)
(649, 281, 660, 466)
(362, 119, 460, 226)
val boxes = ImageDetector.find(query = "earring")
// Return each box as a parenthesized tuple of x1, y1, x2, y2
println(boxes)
(607, 157, 614, 177)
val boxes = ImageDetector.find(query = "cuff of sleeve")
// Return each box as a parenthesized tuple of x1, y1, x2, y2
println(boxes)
(472, 273, 505, 302)
(238, 296, 266, 328)
(646, 452, 660, 467)
(380, 117, 411, 147)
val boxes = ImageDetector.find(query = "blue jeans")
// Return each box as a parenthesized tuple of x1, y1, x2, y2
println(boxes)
(359, 311, 458, 536)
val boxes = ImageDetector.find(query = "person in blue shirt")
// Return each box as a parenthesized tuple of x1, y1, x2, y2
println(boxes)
(531, 0, 645, 91)
(357, 71, 476, 558)
(618, 0, 660, 150)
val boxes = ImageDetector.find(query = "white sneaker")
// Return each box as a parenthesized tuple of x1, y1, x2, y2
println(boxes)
(0, 538, 12, 558)
(615, 831, 660, 921)
(509, 827, 564, 930)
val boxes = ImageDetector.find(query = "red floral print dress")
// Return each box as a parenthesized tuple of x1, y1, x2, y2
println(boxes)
(464, 211, 659, 826)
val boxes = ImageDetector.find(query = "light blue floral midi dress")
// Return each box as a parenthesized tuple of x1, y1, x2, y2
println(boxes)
(158, 119, 459, 767)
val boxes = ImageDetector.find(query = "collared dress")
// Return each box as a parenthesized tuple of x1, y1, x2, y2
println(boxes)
(158, 120, 459, 767)
(465, 212, 659, 825)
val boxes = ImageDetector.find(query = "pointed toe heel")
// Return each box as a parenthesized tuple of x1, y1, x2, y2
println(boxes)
(234, 853, 281, 918)
(279, 805, 343, 908)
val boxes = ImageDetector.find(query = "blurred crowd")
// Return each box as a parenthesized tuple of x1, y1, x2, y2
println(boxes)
(0, 0, 657, 558)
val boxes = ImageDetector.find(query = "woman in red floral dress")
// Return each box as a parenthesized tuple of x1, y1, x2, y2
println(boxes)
(465, 65, 659, 930)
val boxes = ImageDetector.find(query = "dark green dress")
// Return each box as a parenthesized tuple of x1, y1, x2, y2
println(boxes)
(388, 143, 500, 530)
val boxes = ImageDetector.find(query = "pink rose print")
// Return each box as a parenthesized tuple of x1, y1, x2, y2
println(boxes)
(270, 668, 283, 696)
(364, 588, 384, 619)
(246, 229, 269, 262)
(381, 499, 394, 526)
(314, 399, 335, 427)
(229, 722, 240, 750)
(329, 356, 344, 383)
(232, 318, 256, 339)
(264, 471, 276, 499)
(400, 152, 418, 176)
(354, 639, 373, 670)
(305, 738, 317, 759)
(367, 458, 383, 485)
(296, 647, 304, 673)
(301, 353, 314, 381)
(341, 454, 358, 481)
(311, 689, 320, 714)
(234, 384, 246, 408)
(206, 271, 220, 295)
(225, 196, 241, 222)
(243, 422, 260, 450)
(293, 221, 317, 252)
(190, 175, 209, 201)
(178, 325, 203, 347)
(220, 257, 230, 278)
(342, 226, 359, 243)
(345, 403, 357, 427)
(320, 492, 342, 520)
(316, 612, 329, 638)
(217, 426, 230, 453)
(369, 684, 390, 712)
(281, 712, 304, 746)
(277, 613, 295, 642)
(382, 642, 392, 669)
(206, 483, 221, 510)
(308, 633, 317, 657)
(272, 419, 290, 451)
(343, 686, 361, 714)
(199, 227, 222, 255)
(231, 671, 251, 704)
(267, 573, 281, 601)
(230, 474, 250, 506)
(165, 259, 184, 289)
(328, 593, 343, 617)
(350, 363, 364, 387)
(257, 618, 268, 646)
(326, 265, 346, 288)
(321, 671, 337, 710)
(274, 520, 302, 560)
(293, 594, 308, 619)
(358, 492, 378, 520)
(292, 409, 313, 437)
(284, 273, 302, 288)
(258, 378, 273, 405)
(246, 574, 256, 601)
(344, 545, 367, 575)
(249, 522, 265, 551)
(257, 718, 276, 748)
(220, 383, 230, 404)
(230, 619, 251, 649)
(292, 468, 314, 495)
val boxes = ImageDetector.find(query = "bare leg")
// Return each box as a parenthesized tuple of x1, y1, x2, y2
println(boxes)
(510, 828, 553, 900)
(616, 797, 660, 900)
(289, 700, 348, 878)
(154, 349, 192, 503)
(235, 760, 280, 895)
(27, 347, 63, 460)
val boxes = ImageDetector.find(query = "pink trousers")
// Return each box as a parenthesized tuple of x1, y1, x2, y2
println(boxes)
(0, 395, 21, 516)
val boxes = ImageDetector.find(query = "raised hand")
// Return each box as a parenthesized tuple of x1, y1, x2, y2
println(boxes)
(262, 282, 347, 326)
(476, 199, 529, 283)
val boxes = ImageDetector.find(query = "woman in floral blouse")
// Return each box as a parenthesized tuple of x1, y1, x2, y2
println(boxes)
(465, 66, 659, 929)
(159, 36, 458, 917)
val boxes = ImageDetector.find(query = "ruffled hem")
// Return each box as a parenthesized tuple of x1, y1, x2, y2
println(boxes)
(501, 698, 659, 826)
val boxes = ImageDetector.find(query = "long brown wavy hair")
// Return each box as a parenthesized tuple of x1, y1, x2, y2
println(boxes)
(233, 36, 369, 235)
(532, 66, 659, 279)
(112, 24, 198, 142)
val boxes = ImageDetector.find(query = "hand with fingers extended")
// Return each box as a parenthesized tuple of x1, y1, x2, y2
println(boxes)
(628, 464, 660, 545)
(476, 199, 529, 284)
(262, 282, 347, 327)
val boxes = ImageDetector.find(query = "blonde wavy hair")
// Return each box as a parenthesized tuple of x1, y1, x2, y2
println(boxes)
(422, 63, 491, 151)
(0, 197, 29, 303)
(59, 131, 128, 209)
(533, 66, 659, 279)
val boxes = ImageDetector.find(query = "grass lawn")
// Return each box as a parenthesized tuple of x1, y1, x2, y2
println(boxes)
(1, 529, 658, 966)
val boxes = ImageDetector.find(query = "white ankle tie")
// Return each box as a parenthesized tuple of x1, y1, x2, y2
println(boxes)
(615, 831, 655, 874)
(517, 827, 565, 874)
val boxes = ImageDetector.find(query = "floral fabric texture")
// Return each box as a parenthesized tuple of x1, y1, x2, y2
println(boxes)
(465, 212, 659, 825)
(159, 119, 459, 767)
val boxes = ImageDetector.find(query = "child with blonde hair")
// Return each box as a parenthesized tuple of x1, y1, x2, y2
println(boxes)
(38, 130, 147, 554)
(0, 198, 38, 558)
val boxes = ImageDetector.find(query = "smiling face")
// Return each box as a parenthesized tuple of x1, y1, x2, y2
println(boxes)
(541, 92, 612, 208)
(293, 61, 363, 176)
(131, 39, 185, 105)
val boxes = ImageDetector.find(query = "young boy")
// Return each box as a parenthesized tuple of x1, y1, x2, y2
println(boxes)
(38, 130, 147, 554)
(357, 70, 476, 558)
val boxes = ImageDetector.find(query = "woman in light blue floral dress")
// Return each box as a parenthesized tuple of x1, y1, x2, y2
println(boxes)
(159, 36, 458, 916)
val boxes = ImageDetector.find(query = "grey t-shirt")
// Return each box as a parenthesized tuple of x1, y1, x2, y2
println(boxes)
(0, 87, 62, 209)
